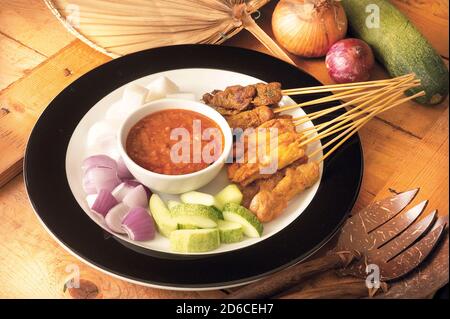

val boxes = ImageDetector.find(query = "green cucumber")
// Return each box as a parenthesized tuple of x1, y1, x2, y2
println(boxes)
(342, 0, 449, 105)
(180, 191, 219, 207)
(211, 206, 224, 220)
(167, 200, 182, 211)
(214, 184, 243, 210)
(171, 203, 220, 229)
(217, 220, 244, 243)
(170, 229, 220, 253)
(222, 203, 263, 238)
(173, 215, 217, 229)
(149, 194, 178, 238)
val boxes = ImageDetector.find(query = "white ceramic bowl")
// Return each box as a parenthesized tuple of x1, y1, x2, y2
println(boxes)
(118, 98, 233, 194)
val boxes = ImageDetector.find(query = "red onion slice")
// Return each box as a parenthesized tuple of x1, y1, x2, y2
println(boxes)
(105, 203, 129, 234)
(82, 155, 117, 174)
(91, 189, 118, 217)
(122, 185, 149, 208)
(121, 207, 155, 241)
(110, 180, 138, 201)
(86, 166, 121, 193)
(117, 157, 133, 179)
(82, 174, 97, 194)
(86, 194, 98, 208)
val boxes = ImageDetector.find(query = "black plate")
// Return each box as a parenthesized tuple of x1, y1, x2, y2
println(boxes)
(24, 44, 363, 289)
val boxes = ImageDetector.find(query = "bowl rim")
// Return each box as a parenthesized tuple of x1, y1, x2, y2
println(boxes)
(117, 98, 233, 180)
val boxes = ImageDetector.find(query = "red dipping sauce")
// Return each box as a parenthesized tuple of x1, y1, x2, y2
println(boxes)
(126, 109, 224, 175)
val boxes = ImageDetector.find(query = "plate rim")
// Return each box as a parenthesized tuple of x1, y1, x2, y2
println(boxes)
(24, 44, 364, 289)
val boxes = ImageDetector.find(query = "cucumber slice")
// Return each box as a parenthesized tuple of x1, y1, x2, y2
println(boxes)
(214, 184, 243, 210)
(174, 215, 217, 229)
(211, 206, 224, 220)
(180, 191, 219, 208)
(149, 194, 178, 237)
(167, 200, 181, 211)
(217, 220, 244, 243)
(178, 224, 199, 230)
(170, 229, 220, 253)
(171, 203, 220, 229)
(222, 203, 263, 238)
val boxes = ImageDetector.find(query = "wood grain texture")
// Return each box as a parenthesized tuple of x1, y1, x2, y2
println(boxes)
(0, 0, 75, 57)
(0, 175, 225, 298)
(0, 40, 111, 187)
(390, 0, 449, 58)
(0, 34, 46, 90)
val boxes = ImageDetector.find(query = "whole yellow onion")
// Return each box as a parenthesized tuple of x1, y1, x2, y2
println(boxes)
(272, 0, 348, 58)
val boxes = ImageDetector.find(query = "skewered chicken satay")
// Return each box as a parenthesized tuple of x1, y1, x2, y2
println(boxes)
(202, 82, 283, 115)
(240, 156, 308, 207)
(228, 130, 307, 186)
(233, 117, 296, 161)
(225, 106, 275, 130)
(249, 161, 320, 222)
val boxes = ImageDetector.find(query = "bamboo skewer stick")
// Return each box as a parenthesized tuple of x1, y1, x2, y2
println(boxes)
(292, 76, 418, 127)
(290, 80, 420, 121)
(281, 74, 413, 95)
(274, 87, 369, 113)
(305, 90, 406, 154)
(311, 91, 426, 162)
(275, 77, 418, 114)
(300, 82, 421, 141)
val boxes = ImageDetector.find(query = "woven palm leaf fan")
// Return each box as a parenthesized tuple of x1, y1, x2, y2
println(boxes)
(44, 0, 294, 63)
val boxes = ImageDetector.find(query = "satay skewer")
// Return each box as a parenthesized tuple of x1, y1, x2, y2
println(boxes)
(309, 90, 426, 162)
(281, 73, 413, 95)
(290, 79, 419, 123)
(274, 77, 418, 114)
(298, 81, 422, 141)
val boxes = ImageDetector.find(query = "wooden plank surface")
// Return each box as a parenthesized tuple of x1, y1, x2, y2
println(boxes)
(0, 33, 46, 90)
(0, 40, 111, 187)
(0, 174, 225, 299)
(0, 0, 448, 298)
(0, 0, 75, 57)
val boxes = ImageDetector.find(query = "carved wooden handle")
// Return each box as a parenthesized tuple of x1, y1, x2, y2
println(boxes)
(226, 251, 360, 299)
(279, 280, 370, 299)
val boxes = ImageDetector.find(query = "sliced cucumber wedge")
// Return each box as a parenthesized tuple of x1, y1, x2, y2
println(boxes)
(217, 220, 244, 243)
(211, 206, 224, 220)
(174, 215, 217, 229)
(167, 200, 181, 211)
(171, 203, 220, 229)
(214, 184, 243, 210)
(222, 203, 263, 238)
(178, 224, 199, 230)
(170, 229, 220, 253)
(180, 191, 219, 208)
(149, 194, 178, 238)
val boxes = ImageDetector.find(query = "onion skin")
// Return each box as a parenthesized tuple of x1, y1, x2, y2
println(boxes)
(272, 0, 347, 58)
(121, 208, 156, 241)
(326, 38, 375, 83)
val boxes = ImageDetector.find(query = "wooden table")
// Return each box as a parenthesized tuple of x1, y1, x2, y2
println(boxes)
(0, 0, 448, 298)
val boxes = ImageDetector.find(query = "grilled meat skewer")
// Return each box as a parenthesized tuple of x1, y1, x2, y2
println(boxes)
(225, 106, 275, 130)
(203, 82, 283, 115)
(250, 161, 320, 222)
(240, 156, 308, 208)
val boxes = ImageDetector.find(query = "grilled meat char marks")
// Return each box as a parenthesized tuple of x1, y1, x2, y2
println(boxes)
(225, 105, 275, 130)
(202, 85, 256, 115)
(202, 82, 283, 116)
(253, 82, 283, 106)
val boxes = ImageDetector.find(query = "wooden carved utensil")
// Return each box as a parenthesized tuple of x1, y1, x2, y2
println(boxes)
(227, 189, 447, 299)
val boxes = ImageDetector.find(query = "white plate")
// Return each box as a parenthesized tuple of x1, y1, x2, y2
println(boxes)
(66, 68, 323, 255)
